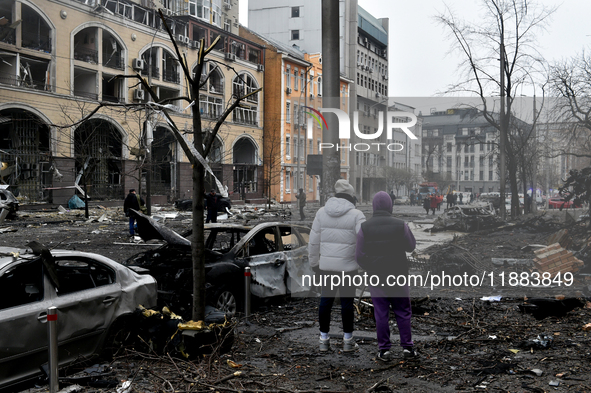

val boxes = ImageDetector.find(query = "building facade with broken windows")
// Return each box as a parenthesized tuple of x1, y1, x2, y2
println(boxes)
(0, 0, 265, 204)
(420, 108, 502, 194)
(239, 26, 351, 204)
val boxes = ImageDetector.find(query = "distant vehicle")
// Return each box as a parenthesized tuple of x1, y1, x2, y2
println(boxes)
(418, 182, 438, 199)
(0, 245, 157, 390)
(548, 198, 580, 209)
(394, 196, 410, 205)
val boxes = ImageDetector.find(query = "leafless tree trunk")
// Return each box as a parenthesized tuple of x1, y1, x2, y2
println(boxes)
(437, 0, 555, 217)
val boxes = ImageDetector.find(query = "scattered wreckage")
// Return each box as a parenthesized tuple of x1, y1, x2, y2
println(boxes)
(0, 242, 157, 390)
(125, 210, 315, 318)
(432, 203, 503, 232)
(0, 186, 19, 221)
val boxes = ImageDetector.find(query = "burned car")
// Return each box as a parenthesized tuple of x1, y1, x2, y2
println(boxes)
(125, 211, 314, 317)
(0, 244, 157, 390)
(432, 204, 503, 232)
(0, 186, 19, 219)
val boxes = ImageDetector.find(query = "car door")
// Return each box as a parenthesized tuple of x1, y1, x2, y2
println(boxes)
(0, 257, 52, 388)
(245, 225, 288, 297)
(279, 225, 314, 295)
(49, 256, 120, 364)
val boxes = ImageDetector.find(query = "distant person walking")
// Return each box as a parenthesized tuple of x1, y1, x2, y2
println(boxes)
(309, 179, 366, 353)
(422, 194, 430, 215)
(459, 193, 464, 205)
(356, 191, 417, 361)
(430, 193, 438, 215)
(123, 189, 145, 236)
(296, 188, 307, 221)
(205, 189, 220, 223)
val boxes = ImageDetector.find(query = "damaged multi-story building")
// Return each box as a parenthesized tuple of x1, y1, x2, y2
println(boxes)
(0, 0, 265, 204)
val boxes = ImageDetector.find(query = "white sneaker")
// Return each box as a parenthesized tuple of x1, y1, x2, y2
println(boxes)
(343, 337, 358, 352)
(319, 337, 330, 352)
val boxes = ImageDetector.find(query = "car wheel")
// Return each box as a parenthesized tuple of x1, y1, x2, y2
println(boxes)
(101, 316, 134, 359)
(212, 286, 241, 317)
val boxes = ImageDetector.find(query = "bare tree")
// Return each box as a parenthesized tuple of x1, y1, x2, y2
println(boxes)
(549, 52, 591, 165)
(261, 128, 283, 209)
(53, 11, 260, 321)
(437, 0, 555, 217)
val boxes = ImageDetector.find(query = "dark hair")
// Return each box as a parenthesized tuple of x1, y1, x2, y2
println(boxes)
(129, 189, 136, 193)
(210, 189, 216, 193)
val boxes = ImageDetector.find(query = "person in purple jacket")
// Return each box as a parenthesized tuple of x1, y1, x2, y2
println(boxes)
(356, 191, 418, 361)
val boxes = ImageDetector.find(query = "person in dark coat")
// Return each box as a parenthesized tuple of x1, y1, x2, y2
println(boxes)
(295, 188, 307, 220)
(446, 192, 453, 209)
(205, 189, 220, 223)
(356, 191, 417, 361)
(389, 190, 396, 204)
(123, 189, 145, 236)
(422, 194, 430, 214)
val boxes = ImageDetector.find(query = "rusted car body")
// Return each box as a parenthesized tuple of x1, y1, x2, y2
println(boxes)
(126, 210, 314, 317)
(0, 246, 157, 389)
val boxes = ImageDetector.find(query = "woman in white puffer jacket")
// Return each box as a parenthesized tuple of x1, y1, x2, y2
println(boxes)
(308, 179, 366, 352)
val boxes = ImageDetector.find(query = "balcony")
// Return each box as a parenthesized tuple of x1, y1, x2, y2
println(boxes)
(141, 65, 160, 79)
(74, 47, 98, 64)
(102, 94, 123, 103)
(162, 69, 180, 84)
(103, 53, 124, 70)
(74, 91, 99, 101)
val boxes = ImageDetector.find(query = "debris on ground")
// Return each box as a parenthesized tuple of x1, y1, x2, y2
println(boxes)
(432, 204, 503, 232)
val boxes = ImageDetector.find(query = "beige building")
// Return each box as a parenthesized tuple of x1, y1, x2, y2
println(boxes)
(0, 0, 264, 204)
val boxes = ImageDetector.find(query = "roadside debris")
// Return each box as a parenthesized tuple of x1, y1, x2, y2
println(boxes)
(533, 243, 584, 275)
(432, 204, 503, 232)
(0, 186, 19, 220)
(518, 298, 585, 319)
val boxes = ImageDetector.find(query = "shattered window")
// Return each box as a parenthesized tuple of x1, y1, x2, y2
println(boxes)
(0, 258, 43, 310)
(248, 227, 277, 256)
(279, 226, 302, 251)
(206, 229, 248, 253)
(54, 259, 115, 295)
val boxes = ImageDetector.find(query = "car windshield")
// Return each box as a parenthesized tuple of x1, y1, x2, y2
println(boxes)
(205, 228, 250, 254)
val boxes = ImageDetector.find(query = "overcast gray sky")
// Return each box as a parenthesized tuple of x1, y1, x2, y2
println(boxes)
(240, 0, 591, 98)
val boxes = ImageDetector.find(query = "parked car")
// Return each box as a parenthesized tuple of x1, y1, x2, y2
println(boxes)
(125, 211, 314, 318)
(394, 196, 410, 205)
(0, 244, 157, 390)
(548, 197, 579, 209)
(174, 196, 232, 213)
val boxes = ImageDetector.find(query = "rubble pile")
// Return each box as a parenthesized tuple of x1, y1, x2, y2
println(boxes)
(533, 243, 585, 275)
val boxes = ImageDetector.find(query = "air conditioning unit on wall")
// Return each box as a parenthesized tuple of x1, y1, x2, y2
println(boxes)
(132, 58, 145, 70)
(257, 64, 264, 72)
(133, 89, 145, 101)
(225, 52, 236, 61)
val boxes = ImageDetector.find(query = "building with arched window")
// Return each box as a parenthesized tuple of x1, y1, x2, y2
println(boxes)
(0, 0, 263, 204)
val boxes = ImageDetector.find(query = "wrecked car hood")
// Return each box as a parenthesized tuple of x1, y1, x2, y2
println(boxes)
(130, 209, 191, 246)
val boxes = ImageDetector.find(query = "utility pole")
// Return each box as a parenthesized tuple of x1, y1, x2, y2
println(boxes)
(321, 0, 341, 204)
(499, 41, 506, 220)
(531, 92, 537, 213)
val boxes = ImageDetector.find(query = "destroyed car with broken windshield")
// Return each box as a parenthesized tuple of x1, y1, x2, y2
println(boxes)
(125, 211, 314, 317)
(0, 244, 157, 390)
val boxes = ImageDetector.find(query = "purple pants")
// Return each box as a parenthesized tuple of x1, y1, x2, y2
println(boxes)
(370, 286, 413, 350)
